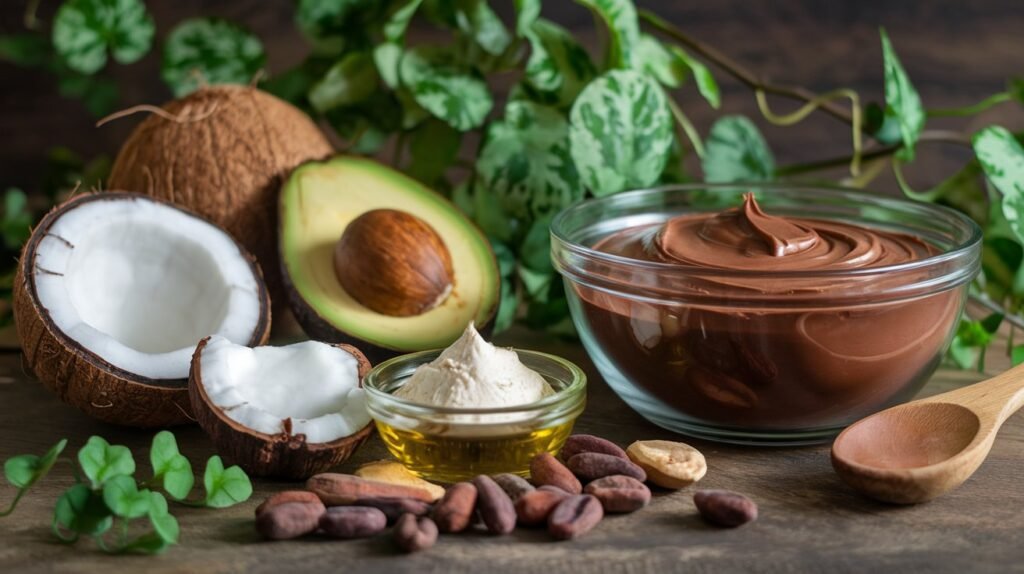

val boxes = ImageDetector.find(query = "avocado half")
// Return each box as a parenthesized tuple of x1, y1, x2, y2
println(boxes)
(280, 156, 500, 362)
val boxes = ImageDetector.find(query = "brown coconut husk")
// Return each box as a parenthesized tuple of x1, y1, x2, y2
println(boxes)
(13, 192, 272, 427)
(104, 85, 333, 316)
(188, 336, 375, 479)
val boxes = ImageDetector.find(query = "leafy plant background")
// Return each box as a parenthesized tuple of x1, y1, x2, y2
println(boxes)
(1, 0, 1023, 369)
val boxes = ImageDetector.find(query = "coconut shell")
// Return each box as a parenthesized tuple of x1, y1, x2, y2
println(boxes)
(13, 192, 272, 427)
(106, 85, 333, 311)
(188, 336, 375, 479)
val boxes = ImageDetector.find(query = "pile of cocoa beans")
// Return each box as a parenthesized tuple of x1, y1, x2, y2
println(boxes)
(253, 435, 757, 552)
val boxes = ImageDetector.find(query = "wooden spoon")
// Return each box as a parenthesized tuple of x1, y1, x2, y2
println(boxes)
(831, 365, 1024, 504)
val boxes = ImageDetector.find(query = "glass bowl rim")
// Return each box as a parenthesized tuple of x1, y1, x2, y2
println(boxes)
(363, 348, 587, 416)
(550, 182, 983, 281)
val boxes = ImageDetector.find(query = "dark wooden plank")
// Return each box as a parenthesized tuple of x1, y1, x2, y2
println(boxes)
(1, 329, 1022, 573)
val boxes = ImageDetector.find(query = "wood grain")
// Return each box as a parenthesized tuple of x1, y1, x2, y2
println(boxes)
(1, 329, 1023, 573)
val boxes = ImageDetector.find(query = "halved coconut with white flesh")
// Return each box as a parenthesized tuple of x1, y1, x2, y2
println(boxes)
(13, 193, 271, 427)
(189, 335, 374, 479)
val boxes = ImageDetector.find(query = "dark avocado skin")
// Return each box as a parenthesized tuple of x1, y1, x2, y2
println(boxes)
(280, 260, 497, 364)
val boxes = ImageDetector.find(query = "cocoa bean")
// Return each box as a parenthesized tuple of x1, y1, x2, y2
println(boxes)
(307, 473, 434, 505)
(560, 435, 628, 461)
(255, 502, 323, 540)
(318, 506, 388, 538)
(351, 497, 432, 524)
(530, 453, 582, 494)
(566, 452, 646, 482)
(515, 487, 570, 526)
(547, 494, 604, 540)
(693, 489, 758, 527)
(432, 482, 478, 533)
(471, 475, 516, 535)
(583, 475, 651, 513)
(255, 491, 325, 517)
(394, 513, 438, 553)
(492, 473, 535, 501)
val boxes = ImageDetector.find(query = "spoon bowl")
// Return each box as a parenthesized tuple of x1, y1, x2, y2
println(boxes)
(832, 364, 1024, 504)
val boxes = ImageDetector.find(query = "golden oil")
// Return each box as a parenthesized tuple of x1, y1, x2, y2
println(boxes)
(375, 420, 576, 483)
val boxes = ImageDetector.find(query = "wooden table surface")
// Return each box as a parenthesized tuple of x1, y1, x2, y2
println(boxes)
(1, 331, 1022, 574)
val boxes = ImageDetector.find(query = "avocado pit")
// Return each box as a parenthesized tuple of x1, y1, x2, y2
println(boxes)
(333, 208, 455, 317)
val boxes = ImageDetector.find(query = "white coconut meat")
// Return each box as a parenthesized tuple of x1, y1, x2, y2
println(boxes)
(198, 336, 371, 443)
(32, 197, 264, 380)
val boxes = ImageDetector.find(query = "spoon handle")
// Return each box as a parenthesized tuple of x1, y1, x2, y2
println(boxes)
(926, 362, 1024, 426)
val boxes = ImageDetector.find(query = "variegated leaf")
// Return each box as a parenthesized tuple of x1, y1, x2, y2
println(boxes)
(569, 70, 673, 196)
(478, 101, 582, 220)
(399, 46, 492, 131)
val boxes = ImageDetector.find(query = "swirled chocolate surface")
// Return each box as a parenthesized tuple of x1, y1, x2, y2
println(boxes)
(656, 193, 934, 270)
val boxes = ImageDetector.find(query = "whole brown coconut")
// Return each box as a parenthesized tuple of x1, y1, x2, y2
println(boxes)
(106, 85, 333, 310)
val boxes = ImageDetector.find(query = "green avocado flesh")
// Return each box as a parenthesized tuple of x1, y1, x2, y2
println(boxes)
(280, 156, 500, 352)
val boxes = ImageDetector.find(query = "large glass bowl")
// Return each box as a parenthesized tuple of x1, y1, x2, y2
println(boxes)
(551, 184, 982, 445)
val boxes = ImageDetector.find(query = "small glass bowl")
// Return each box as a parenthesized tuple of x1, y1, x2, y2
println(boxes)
(363, 349, 587, 483)
(551, 184, 982, 446)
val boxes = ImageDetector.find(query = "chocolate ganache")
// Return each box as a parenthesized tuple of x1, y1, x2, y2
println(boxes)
(576, 194, 961, 428)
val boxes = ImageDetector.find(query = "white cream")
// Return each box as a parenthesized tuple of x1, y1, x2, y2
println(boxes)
(394, 323, 554, 408)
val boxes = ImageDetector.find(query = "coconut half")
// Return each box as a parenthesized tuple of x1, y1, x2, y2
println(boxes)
(189, 336, 374, 479)
(14, 193, 271, 427)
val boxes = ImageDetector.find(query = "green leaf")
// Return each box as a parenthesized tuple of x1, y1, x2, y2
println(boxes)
(637, 34, 687, 88)
(472, 185, 519, 243)
(974, 126, 1024, 245)
(672, 46, 719, 109)
(149, 431, 194, 501)
(52, 0, 154, 75)
(519, 215, 555, 272)
(2, 188, 33, 250)
(308, 53, 377, 113)
(202, 456, 252, 508)
(514, 0, 541, 36)
(522, 19, 596, 107)
(78, 436, 135, 488)
(702, 115, 775, 183)
(492, 238, 517, 279)
(119, 531, 174, 554)
(102, 475, 151, 519)
(575, 0, 639, 69)
(409, 119, 462, 186)
(864, 101, 903, 145)
(162, 18, 266, 97)
(373, 43, 402, 89)
(399, 46, 493, 131)
(1012, 344, 1024, 366)
(880, 29, 925, 161)
(1009, 78, 1024, 104)
(490, 239, 519, 334)
(53, 484, 113, 539)
(494, 278, 518, 333)
(478, 101, 582, 221)
(147, 491, 179, 543)
(384, 0, 424, 43)
(569, 69, 673, 196)
(296, 0, 365, 50)
(4, 438, 67, 490)
(456, 0, 511, 56)
(0, 34, 50, 67)
(55, 69, 119, 117)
